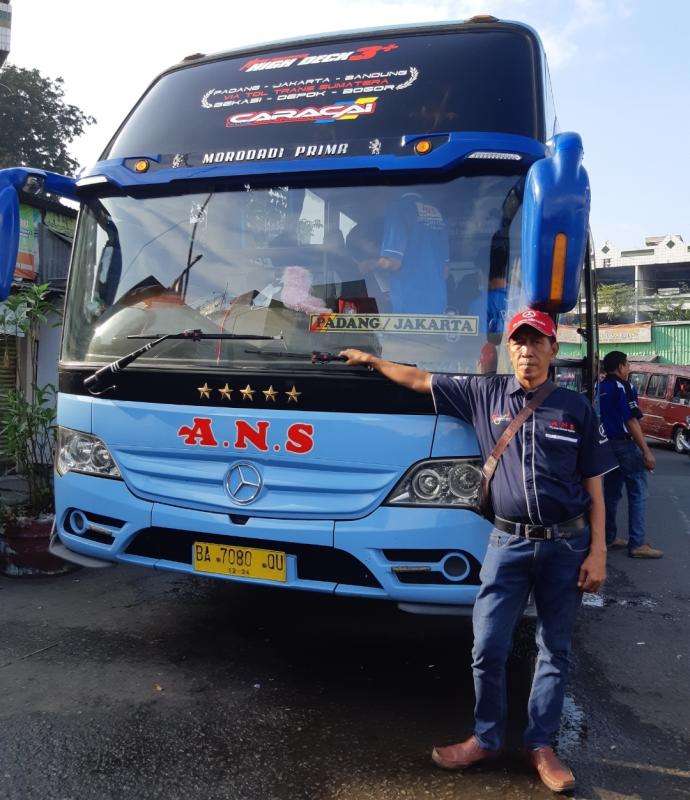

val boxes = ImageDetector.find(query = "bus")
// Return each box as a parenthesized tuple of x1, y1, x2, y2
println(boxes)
(0, 16, 594, 613)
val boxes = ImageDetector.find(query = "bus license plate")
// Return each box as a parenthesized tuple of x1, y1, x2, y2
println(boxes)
(193, 542, 287, 582)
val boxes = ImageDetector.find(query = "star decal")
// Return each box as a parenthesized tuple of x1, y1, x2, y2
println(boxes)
(218, 383, 233, 401)
(285, 385, 301, 403)
(263, 385, 278, 402)
(240, 384, 255, 401)
(197, 382, 211, 399)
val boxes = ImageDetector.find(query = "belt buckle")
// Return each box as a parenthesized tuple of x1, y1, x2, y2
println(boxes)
(524, 525, 550, 541)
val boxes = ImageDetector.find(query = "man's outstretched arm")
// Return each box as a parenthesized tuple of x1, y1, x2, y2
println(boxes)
(339, 348, 432, 394)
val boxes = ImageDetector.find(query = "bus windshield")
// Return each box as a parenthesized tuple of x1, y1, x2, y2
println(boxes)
(63, 172, 527, 375)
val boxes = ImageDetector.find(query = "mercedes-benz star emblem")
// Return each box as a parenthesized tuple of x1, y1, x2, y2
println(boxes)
(224, 462, 263, 505)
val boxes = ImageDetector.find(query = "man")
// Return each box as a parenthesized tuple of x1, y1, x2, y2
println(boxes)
(599, 351, 662, 558)
(340, 309, 616, 793)
(376, 191, 449, 314)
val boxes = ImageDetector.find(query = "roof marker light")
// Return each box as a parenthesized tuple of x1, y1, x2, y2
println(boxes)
(468, 151, 522, 161)
(134, 159, 150, 173)
(414, 139, 433, 155)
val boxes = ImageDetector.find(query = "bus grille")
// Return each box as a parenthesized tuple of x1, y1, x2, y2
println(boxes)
(125, 527, 381, 589)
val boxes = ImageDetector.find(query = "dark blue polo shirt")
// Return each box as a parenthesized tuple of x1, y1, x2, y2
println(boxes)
(431, 374, 617, 525)
(598, 375, 643, 439)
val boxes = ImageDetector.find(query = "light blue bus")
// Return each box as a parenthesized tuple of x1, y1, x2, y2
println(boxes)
(0, 16, 593, 612)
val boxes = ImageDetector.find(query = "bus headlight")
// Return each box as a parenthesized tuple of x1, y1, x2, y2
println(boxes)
(56, 427, 121, 479)
(385, 458, 482, 508)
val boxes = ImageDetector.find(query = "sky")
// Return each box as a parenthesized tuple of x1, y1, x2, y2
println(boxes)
(5, 0, 690, 248)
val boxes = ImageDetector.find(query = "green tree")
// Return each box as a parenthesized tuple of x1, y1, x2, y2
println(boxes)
(597, 282, 634, 322)
(0, 64, 96, 175)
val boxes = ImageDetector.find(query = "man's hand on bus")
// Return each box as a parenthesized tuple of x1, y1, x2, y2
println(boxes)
(339, 349, 432, 394)
(339, 348, 375, 367)
(377, 257, 401, 271)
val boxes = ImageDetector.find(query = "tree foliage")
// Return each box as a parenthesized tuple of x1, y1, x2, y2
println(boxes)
(597, 282, 635, 322)
(0, 64, 96, 175)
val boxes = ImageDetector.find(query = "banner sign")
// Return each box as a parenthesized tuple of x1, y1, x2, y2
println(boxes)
(559, 323, 653, 345)
(599, 322, 653, 344)
(15, 204, 42, 281)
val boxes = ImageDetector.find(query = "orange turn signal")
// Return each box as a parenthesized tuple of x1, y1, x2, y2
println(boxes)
(134, 159, 150, 173)
(549, 233, 568, 305)
(414, 139, 432, 155)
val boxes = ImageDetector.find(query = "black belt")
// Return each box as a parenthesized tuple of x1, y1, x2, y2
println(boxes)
(494, 514, 588, 541)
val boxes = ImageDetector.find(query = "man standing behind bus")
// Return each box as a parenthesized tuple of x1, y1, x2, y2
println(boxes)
(375, 191, 449, 314)
(599, 351, 662, 558)
(340, 309, 615, 794)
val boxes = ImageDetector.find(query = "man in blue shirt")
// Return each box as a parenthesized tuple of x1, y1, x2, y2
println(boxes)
(340, 309, 615, 794)
(376, 191, 449, 314)
(598, 351, 662, 558)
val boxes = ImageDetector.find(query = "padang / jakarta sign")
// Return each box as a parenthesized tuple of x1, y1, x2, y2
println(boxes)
(310, 314, 479, 334)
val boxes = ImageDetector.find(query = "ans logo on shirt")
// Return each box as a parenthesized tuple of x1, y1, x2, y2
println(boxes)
(545, 419, 580, 444)
(492, 412, 513, 425)
(550, 420, 576, 432)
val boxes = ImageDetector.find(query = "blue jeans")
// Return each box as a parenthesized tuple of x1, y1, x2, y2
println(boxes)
(603, 439, 647, 550)
(472, 527, 590, 750)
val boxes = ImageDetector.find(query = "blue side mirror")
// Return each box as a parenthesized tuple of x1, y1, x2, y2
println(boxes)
(0, 180, 20, 301)
(0, 168, 78, 301)
(521, 132, 590, 313)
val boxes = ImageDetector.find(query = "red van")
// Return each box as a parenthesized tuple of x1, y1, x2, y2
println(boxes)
(627, 362, 690, 452)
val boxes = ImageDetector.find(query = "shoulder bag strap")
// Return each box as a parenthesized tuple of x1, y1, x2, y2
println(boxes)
(481, 380, 557, 488)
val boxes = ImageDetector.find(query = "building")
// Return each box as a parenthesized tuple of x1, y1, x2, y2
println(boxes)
(0, 1, 10, 67)
(0, 191, 76, 466)
(596, 234, 690, 321)
(558, 233, 690, 365)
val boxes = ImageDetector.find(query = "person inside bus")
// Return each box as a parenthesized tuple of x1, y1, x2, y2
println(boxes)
(375, 190, 450, 314)
(343, 221, 389, 313)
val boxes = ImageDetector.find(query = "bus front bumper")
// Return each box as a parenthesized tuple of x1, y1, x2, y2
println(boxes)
(55, 472, 491, 607)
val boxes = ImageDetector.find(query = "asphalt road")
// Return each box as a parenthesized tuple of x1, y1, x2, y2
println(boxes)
(1, 445, 688, 800)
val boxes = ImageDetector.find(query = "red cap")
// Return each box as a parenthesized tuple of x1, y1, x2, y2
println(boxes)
(507, 309, 557, 340)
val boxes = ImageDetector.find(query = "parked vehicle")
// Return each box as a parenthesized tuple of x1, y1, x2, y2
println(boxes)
(627, 362, 690, 452)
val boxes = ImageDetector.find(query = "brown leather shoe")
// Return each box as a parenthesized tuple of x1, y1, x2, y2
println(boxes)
(608, 537, 627, 549)
(431, 735, 498, 770)
(629, 543, 663, 558)
(527, 746, 575, 792)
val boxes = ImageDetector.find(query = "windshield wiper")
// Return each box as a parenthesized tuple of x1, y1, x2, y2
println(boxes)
(244, 348, 416, 370)
(84, 328, 283, 394)
(244, 348, 349, 364)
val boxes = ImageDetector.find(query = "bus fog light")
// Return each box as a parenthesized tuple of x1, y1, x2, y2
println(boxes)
(56, 427, 121, 479)
(69, 510, 88, 534)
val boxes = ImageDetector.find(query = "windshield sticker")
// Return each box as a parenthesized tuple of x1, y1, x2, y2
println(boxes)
(189, 201, 208, 225)
(309, 314, 479, 335)
(201, 142, 349, 164)
(201, 68, 419, 110)
(369, 138, 382, 155)
(224, 97, 378, 127)
(239, 44, 398, 72)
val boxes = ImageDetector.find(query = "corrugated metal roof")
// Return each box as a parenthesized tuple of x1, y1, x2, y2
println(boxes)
(38, 226, 72, 285)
